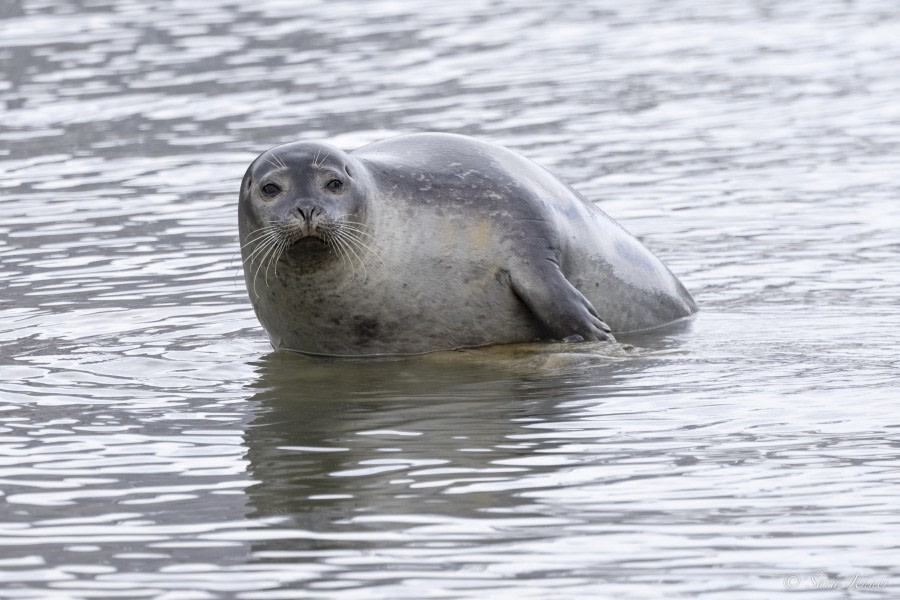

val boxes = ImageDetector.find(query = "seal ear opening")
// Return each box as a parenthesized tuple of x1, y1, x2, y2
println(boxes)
(344, 165, 352, 178)
(239, 165, 253, 201)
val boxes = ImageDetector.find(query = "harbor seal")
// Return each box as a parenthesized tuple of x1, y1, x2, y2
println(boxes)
(238, 132, 697, 356)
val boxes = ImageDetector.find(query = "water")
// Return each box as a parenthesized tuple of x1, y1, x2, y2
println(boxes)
(1, 0, 899, 597)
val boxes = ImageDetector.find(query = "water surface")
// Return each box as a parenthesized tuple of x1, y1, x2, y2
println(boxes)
(1, 0, 899, 598)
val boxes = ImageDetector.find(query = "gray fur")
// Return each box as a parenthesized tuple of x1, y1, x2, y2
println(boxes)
(239, 132, 697, 356)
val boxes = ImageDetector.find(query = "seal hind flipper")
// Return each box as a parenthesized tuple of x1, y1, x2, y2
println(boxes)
(509, 259, 616, 343)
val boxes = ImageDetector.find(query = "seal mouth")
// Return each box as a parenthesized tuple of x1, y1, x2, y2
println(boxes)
(290, 235, 328, 248)
(286, 234, 330, 258)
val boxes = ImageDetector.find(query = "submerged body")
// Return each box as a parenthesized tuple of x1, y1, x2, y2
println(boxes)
(239, 133, 697, 356)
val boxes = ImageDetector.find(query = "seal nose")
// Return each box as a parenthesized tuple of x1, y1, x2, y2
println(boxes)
(296, 204, 321, 236)
(297, 205, 321, 220)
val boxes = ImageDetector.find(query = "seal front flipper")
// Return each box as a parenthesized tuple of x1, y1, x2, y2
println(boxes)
(508, 259, 616, 343)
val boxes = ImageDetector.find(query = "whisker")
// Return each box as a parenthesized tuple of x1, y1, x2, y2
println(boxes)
(233, 229, 276, 279)
(332, 229, 368, 282)
(263, 239, 278, 286)
(242, 242, 277, 272)
(337, 231, 379, 249)
(333, 229, 362, 280)
(242, 233, 282, 265)
(251, 240, 281, 299)
(272, 239, 287, 280)
(246, 238, 275, 289)
(338, 231, 381, 261)
(336, 225, 383, 265)
(338, 220, 375, 228)
(241, 224, 282, 244)
(335, 223, 377, 239)
(274, 235, 292, 278)
(243, 223, 281, 237)
(328, 234, 352, 276)
(331, 233, 355, 279)
(264, 238, 287, 286)
(324, 236, 337, 268)
(240, 228, 282, 251)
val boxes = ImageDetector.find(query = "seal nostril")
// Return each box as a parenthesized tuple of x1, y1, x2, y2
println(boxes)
(297, 207, 318, 223)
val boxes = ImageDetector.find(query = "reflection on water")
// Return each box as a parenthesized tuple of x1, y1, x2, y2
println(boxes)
(242, 348, 667, 591)
(2, 0, 899, 597)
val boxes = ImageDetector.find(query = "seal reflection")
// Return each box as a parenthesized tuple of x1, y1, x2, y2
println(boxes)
(240, 336, 686, 562)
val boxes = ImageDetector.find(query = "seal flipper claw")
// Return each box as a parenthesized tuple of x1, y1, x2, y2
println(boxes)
(510, 261, 616, 343)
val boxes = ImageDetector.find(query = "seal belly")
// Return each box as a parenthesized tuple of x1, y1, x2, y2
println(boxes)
(257, 256, 543, 356)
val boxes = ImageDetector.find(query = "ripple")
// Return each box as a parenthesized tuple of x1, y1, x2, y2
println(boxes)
(1, 0, 899, 597)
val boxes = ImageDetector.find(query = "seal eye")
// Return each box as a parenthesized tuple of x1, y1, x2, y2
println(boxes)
(325, 179, 343, 192)
(261, 183, 281, 196)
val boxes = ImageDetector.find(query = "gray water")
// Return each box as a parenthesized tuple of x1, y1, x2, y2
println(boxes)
(2, 0, 899, 598)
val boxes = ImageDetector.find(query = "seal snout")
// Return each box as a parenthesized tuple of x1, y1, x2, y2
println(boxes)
(282, 202, 333, 248)
(296, 205, 321, 237)
(287, 201, 325, 235)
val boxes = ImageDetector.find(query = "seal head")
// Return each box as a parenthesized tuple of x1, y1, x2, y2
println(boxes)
(238, 142, 370, 287)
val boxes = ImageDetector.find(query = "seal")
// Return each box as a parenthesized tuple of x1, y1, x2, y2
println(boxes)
(238, 132, 697, 356)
